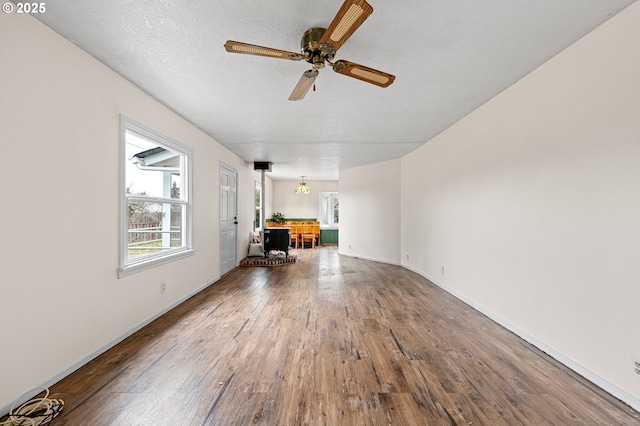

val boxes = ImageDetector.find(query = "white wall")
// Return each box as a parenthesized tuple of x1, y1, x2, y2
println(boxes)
(339, 159, 401, 265)
(0, 13, 252, 412)
(401, 2, 640, 409)
(271, 179, 339, 219)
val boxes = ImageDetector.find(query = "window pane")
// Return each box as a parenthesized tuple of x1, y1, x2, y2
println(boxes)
(318, 192, 339, 228)
(170, 173, 181, 199)
(126, 130, 182, 199)
(169, 204, 183, 247)
(254, 182, 262, 231)
(127, 201, 184, 260)
(320, 195, 330, 226)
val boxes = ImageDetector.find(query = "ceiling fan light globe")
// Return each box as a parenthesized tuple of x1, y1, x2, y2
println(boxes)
(289, 70, 319, 101)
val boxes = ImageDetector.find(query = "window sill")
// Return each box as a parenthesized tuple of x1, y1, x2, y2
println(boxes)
(118, 249, 195, 279)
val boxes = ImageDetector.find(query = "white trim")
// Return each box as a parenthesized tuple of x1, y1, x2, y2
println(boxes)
(117, 248, 195, 278)
(219, 160, 238, 174)
(121, 115, 194, 156)
(402, 264, 640, 413)
(0, 275, 220, 417)
(126, 195, 188, 205)
(338, 251, 401, 267)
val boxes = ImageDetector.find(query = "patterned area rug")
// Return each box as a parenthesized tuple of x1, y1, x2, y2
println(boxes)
(239, 251, 297, 266)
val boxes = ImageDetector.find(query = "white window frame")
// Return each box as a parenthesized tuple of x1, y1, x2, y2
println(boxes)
(118, 116, 194, 278)
(319, 191, 339, 229)
(254, 181, 263, 232)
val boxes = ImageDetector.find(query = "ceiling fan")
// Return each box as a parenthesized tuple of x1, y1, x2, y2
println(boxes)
(224, 0, 395, 101)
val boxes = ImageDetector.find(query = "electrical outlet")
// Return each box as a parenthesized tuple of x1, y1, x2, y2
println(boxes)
(441, 266, 445, 275)
(633, 355, 640, 380)
(406, 254, 410, 261)
(348, 244, 352, 249)
(160, 282, 166, 294)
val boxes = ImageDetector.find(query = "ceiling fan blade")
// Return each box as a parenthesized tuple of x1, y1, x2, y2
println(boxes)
(332, 60, 395, 87)
(289, 70, 319, 101)
(224, 40, 305, 61)
(319, 0, 373, 53)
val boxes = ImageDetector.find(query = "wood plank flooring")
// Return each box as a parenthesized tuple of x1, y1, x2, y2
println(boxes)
(44, 247, 639, 425)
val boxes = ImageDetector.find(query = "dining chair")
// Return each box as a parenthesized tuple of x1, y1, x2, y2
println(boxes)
(290, 224, 301, 249)
(301, 224, 315, 249)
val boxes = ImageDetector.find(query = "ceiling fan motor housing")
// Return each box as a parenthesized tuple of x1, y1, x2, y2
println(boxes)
(301, 28, 334, 67)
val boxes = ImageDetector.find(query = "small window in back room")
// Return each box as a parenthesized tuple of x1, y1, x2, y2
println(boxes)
(255, 181, 263, 231)
(319, 192, 339, 228)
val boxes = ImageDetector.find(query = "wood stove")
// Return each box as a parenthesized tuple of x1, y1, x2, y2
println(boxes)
(263, 228, 290, 258)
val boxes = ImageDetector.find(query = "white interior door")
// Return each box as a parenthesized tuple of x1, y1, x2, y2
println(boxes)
(220, 164, 237, 275)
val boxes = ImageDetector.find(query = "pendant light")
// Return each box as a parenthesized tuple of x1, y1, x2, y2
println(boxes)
(295, 176, 310, 194)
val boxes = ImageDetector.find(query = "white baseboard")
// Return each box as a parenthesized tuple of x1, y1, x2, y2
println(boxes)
(1, 276, 220, 417)
(402, 263, 640, 413)
(338, 251, 402, 267)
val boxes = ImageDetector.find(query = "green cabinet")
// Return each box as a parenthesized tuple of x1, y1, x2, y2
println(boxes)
(320, 229, 338, 244)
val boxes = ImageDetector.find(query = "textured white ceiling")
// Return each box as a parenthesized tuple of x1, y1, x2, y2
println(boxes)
(33, 0, 636, 180)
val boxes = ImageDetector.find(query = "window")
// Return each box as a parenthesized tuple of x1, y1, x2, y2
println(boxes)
(319, 192, 339, 229)
(254, 181, 263, 231)
(118, 116, 193, 277)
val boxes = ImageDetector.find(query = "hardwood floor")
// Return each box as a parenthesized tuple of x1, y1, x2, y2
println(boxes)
(45, 246, 639, 425)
